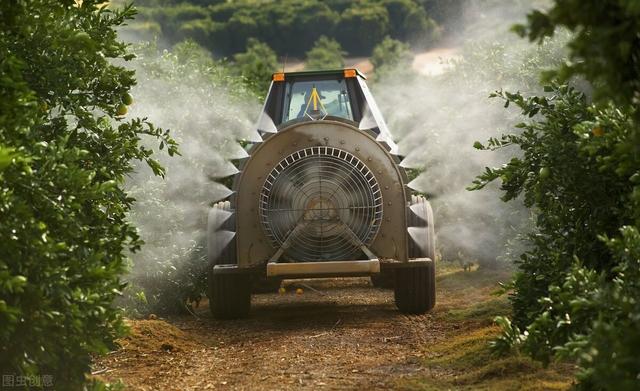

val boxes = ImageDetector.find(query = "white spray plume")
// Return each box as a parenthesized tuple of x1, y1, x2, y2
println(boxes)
(119, 42, 261, 310)
(373, 0, 568, 265)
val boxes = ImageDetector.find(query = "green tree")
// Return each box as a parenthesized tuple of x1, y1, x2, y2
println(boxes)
(474, 86, 639, 389)
(233, 38, 278, 96)
(176, 18, 216, 46)
(371, 36, 413, 76)
(336, 5, 390, 55)
(513, 0, 640, 107)
(274, 2, 339, 56)
(472, 86, 634, 323)
(471, 0, 640, 388)
(305, 36, 346, 71)
(382, 0, 419, 38)
(0, 1, 176, 388)
(404, 6, 439, 47)
(382, 0, 439, 45)
(419, 0, 466, 26)
(127, 0, 441, 58)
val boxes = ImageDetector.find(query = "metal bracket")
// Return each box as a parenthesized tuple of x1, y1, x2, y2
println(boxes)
(339, 221, 378, 260)
(268, 218, 309, 264)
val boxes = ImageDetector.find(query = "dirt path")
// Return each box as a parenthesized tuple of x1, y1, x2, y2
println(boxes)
(95, 267, 571, 390)
(94, 273, 470, 390)
(412, 47, 460, 76)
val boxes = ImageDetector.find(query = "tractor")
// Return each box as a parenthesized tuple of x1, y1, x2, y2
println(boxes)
(207, 69, 435, 319)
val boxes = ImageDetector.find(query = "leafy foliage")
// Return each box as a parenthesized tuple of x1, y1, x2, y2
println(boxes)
(564, 227, 640, 391)
(473, 84, 639, 388)
(472, 1, 640, 388)
(472, 86, 633, 277)
(371, 36, 413, 77)
(305, 36, 345, 71)
(0, 0, 175, 388)
(491, 227, 640, 390)
(335, 4, 391, 55)
(513, 0, 640, 107)
(419, 0, 466, 28)
(122, 0, 439, 57)
(489, 316, 526, 357)
(233, 38, 278, 97)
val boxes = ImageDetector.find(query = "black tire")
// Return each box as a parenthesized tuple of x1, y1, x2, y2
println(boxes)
(371, 271, 394, 289)
(210, 273, 251, 319)
(394, 195, 436, 314)
(207, 201, 251, 319)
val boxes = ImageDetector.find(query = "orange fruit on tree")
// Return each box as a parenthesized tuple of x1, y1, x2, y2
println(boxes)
(592, 127, 604, 137)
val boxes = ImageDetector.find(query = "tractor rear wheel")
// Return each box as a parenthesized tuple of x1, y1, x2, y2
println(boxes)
(210, 273, 251, 319)
(207, 201, 251, 319)
(394, 195, 436, 314)
(371, 271, 394, 289)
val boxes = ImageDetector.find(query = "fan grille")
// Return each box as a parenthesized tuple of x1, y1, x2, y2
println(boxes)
(260, 147, 383, 261)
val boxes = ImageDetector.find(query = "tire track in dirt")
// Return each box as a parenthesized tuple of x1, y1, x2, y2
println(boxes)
(95, 277, 460, 390)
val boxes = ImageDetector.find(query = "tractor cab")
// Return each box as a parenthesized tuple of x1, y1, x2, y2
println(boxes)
(257, 69, 397, 152)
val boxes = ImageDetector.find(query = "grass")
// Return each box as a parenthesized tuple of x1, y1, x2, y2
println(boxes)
(398, 262, 575, 390)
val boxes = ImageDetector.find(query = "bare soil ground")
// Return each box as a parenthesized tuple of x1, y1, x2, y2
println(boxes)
(94, 265, 573, 390)
(412, 48, 460, 76)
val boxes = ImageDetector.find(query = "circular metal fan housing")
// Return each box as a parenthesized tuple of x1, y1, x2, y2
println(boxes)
(260, 146, 383, 261)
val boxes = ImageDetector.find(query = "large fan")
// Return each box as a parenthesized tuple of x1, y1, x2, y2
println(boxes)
(260, 146, 383, 261)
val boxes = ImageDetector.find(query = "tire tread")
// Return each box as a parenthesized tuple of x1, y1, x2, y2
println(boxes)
(394, 195, 436, 314)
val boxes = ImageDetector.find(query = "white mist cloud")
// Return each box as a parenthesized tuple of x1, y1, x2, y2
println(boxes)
(119, 44, 261, 309)
(373, 0, 568, 265)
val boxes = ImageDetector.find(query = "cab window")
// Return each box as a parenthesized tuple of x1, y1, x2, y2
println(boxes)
(282, 79, 353, 123)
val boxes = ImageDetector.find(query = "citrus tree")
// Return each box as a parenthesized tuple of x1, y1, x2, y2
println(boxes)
(371, 36, 413, 78)
(0, 1, 175, 388)
(305, 36, 345, 71)
(471, 1, 640, 388)
(233, 38, 279, 97)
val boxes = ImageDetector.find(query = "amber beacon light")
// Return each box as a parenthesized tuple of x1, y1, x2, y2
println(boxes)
(343, 69, 357, 78)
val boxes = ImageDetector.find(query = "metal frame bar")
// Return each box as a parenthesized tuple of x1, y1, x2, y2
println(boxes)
(266, 259, 380, 277)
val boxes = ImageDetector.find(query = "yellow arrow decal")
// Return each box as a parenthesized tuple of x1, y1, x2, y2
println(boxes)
(303, 86, 328, 120)
(311, 87, 319, 110)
